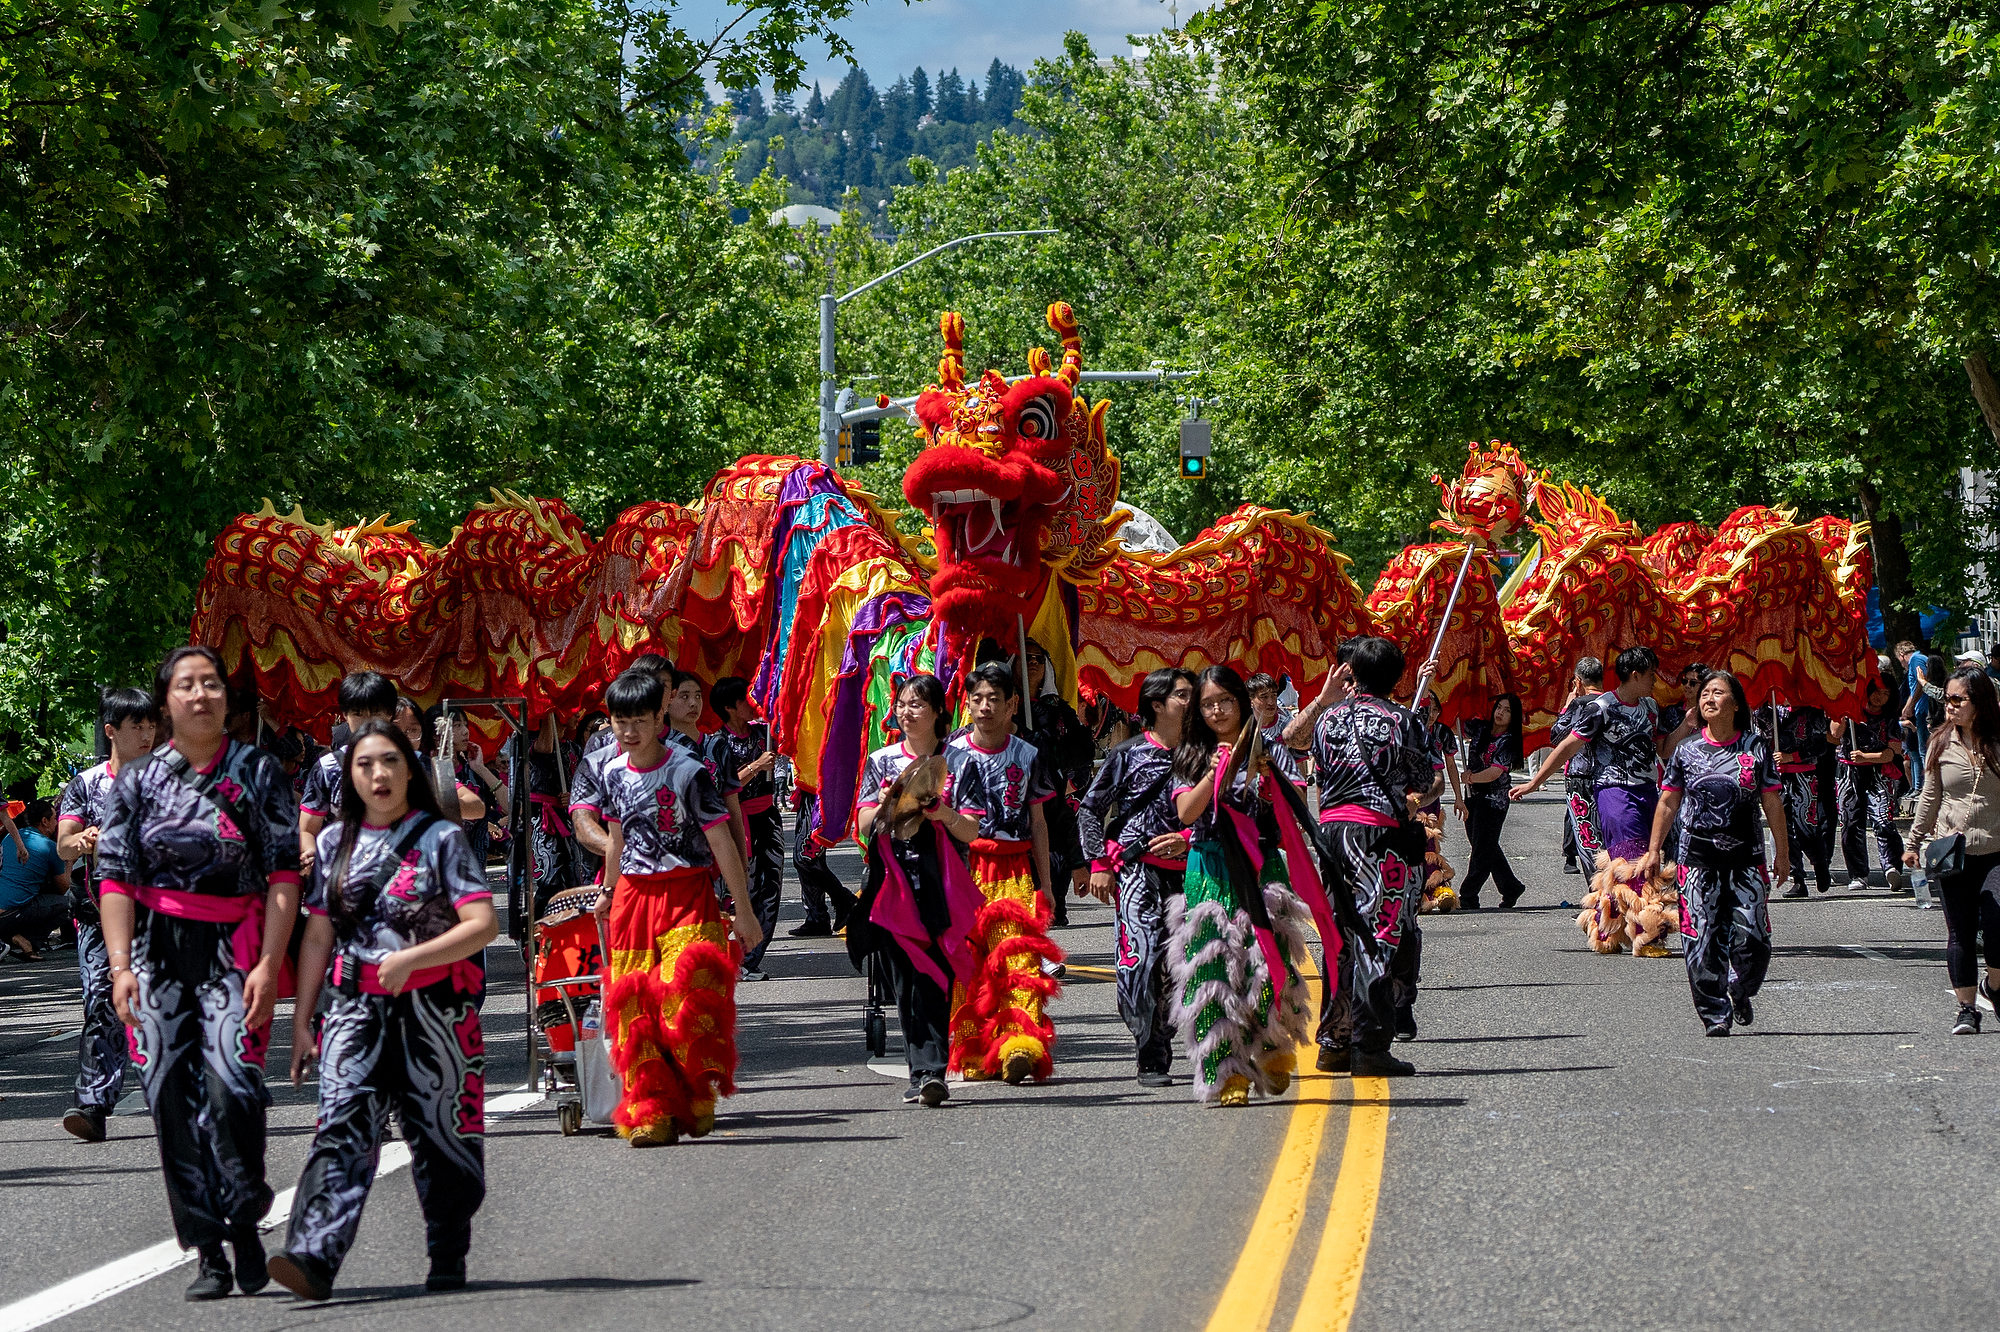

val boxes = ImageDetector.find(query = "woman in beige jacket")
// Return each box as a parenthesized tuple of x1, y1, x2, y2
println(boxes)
(1905, 667, 2000, 1034)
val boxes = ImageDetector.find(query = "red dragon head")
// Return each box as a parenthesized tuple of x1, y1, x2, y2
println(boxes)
(1432, 440, 1533, 548)
(905, 302, 1117, 637)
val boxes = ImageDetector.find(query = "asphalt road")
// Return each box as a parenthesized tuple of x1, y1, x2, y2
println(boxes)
(0, 792, 1992, 1332)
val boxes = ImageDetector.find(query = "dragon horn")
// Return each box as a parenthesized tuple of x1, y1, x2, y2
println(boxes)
(938, 311, 966, 390)
(1047, 302, 1082, 387)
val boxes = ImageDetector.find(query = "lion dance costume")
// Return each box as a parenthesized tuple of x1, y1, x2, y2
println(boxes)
(591, 746, 740, 1143)
(946, 730, 1065, 1082)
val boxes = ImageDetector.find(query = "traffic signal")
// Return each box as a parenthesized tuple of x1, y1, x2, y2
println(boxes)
(1179, 417, 1211, 481)
(852, 419, 881, 464)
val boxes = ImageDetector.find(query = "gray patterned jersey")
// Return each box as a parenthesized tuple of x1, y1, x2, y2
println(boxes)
(599, 749, 729, 876)
(306, 813, 491, 963)
(97, 739, 302, 897)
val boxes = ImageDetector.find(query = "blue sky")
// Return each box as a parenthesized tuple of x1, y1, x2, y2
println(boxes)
(676, 0, 1195, 98)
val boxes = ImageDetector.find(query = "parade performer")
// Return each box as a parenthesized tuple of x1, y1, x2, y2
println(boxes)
(1517, 647, 1693, 919)
(1457, 693, 1526, 910)
(1286, 636, 1431, 1078)
(787, 790, 857, 937)
(525, 714, 580, 909)
(1411, 692, 1460, 924)
(1640, 670, 1788, 1037)
(96, 646, 303, 1300)
(947, 661, 1064, 1084)
(1168, 667, 1314, 1105)
(1024, 641, 1095, 928)
(1549, 658, 1605, 876)
(1247, 673, 1304, 782)
(708, 677, 782, 978)
(589, 670, 761, 1146)
(1834, 680, 1907, 890)
(1763, 701, 1837, 897)
(298, 671, 398, 873)
(269, 721, 497, 1301)
(1079, 669, 1196, 1088)
(54, 687, 158, 1143)
(850, 673, 984, 1107)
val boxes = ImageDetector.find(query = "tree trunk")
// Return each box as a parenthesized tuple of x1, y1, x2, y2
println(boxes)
(1966, 351, 2000, 444)
(1856, 477, 1924, 648)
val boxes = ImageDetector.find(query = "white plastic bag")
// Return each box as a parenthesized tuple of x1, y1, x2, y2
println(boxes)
(576, 999, 621, 1126)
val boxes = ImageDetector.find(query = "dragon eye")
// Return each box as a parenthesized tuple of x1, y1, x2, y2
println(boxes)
(1017, 395, 1058, 442)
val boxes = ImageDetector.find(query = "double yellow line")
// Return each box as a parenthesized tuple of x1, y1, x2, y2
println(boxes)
(1202, 962, 1390, 1332)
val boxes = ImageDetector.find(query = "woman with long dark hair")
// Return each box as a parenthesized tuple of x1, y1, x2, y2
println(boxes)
(1458, 693, 1526, 909)
(1167, 667, 1312, 1106)
(850, 674, 984, 1107)
(1641, 670, 1788, 1034)
(1077, 667, 1197, 1086)
(269, 720, 498, 1300)
(95, 646, 303, 1300)
(1905, 667, 2000, 1034)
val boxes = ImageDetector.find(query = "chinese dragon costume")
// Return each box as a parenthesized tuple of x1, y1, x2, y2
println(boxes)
(192, 299, 1879, 971)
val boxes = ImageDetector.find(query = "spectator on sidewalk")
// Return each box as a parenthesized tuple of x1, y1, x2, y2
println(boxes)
(0, 800, 72, 960)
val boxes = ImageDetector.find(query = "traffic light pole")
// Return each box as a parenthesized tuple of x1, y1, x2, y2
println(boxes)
(819, 229, 1059, 468)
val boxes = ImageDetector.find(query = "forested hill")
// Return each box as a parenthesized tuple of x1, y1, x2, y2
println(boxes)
(710, 61, 1030, 213)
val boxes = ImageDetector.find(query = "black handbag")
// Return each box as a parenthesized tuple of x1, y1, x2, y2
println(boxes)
(1922, 753, 1980, 880)
(1924, 832, 1966, 880)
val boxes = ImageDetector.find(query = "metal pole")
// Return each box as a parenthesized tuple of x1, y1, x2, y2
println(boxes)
(820, 228, 1058, 471)
(1420, 541, 1481, 685)
(1017, 613, 1035, 732)
(819, 290, 838, 468)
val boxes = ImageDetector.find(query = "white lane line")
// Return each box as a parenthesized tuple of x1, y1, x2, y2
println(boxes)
(1843, 945, 1894, 963)
(0, 1087, 544, 1332)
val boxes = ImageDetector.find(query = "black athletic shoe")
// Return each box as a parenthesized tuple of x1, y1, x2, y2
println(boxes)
(186, 1246, 233, 1302)
(1705, 1022, 1732, 1038)
(787, 921, 833, 938)
(267, 1250, 333, 1302)
(1349, 1048, 1415, 1077)
(1562, 860, 1581, 875)
(1137, 1068, 1174, 1088)
(426, 1259, 467, 1292)
(737, 966, 769, 983)
(1780, 882, 1808, 899)
(918, 1076, 949, 1107)
(1393, 1007, 1417, 1042)
(62, 1105, 106, 1143)
(1497, 888, 1524, 909)
(1731, 994, 1754, 1027)
(230, 1225, 268, 1294)
(1815, 869, 1832, 894)
(1459, 898, 1483, 911)
(1314, 1043, 1350, 1074)
(1953, 1004, 1982, 1036)
(1980, 974, 2000, 1012)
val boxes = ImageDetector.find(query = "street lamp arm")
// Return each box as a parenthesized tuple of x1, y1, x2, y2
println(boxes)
(838, 230, 1058, 305)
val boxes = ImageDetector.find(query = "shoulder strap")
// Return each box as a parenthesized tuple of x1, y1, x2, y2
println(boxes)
(158, 746, 263, 866)
(330, 812, 440, 936)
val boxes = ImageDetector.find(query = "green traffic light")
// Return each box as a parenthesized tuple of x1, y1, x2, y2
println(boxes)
(1181, 455, 1205, 478)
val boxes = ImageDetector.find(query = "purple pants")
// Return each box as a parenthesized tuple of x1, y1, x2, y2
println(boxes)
(1594, 785, 1659, 863)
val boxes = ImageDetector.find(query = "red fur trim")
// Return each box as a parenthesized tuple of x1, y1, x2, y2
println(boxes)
(663, 940, 740, 1100)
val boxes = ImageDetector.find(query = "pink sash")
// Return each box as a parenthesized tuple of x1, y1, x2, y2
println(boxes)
(871, 828, 983, 992)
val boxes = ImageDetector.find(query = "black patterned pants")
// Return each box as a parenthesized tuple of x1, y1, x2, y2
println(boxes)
(74, 922, 128, 1110)
(739, 807, 784, 969)
(1838, 766, 1904, 879)
(1113, 862, 1180, 1072)
(132, 914, 274, 1250)
(1781, 768, 1834, 877)
(285, 979, 486, 1275)
(1314, 821, 1408, 1055)
(1678, 862, 1772, 1028)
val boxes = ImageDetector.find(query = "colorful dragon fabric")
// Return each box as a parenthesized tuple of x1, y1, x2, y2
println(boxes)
(192, 303, 1877, 845)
